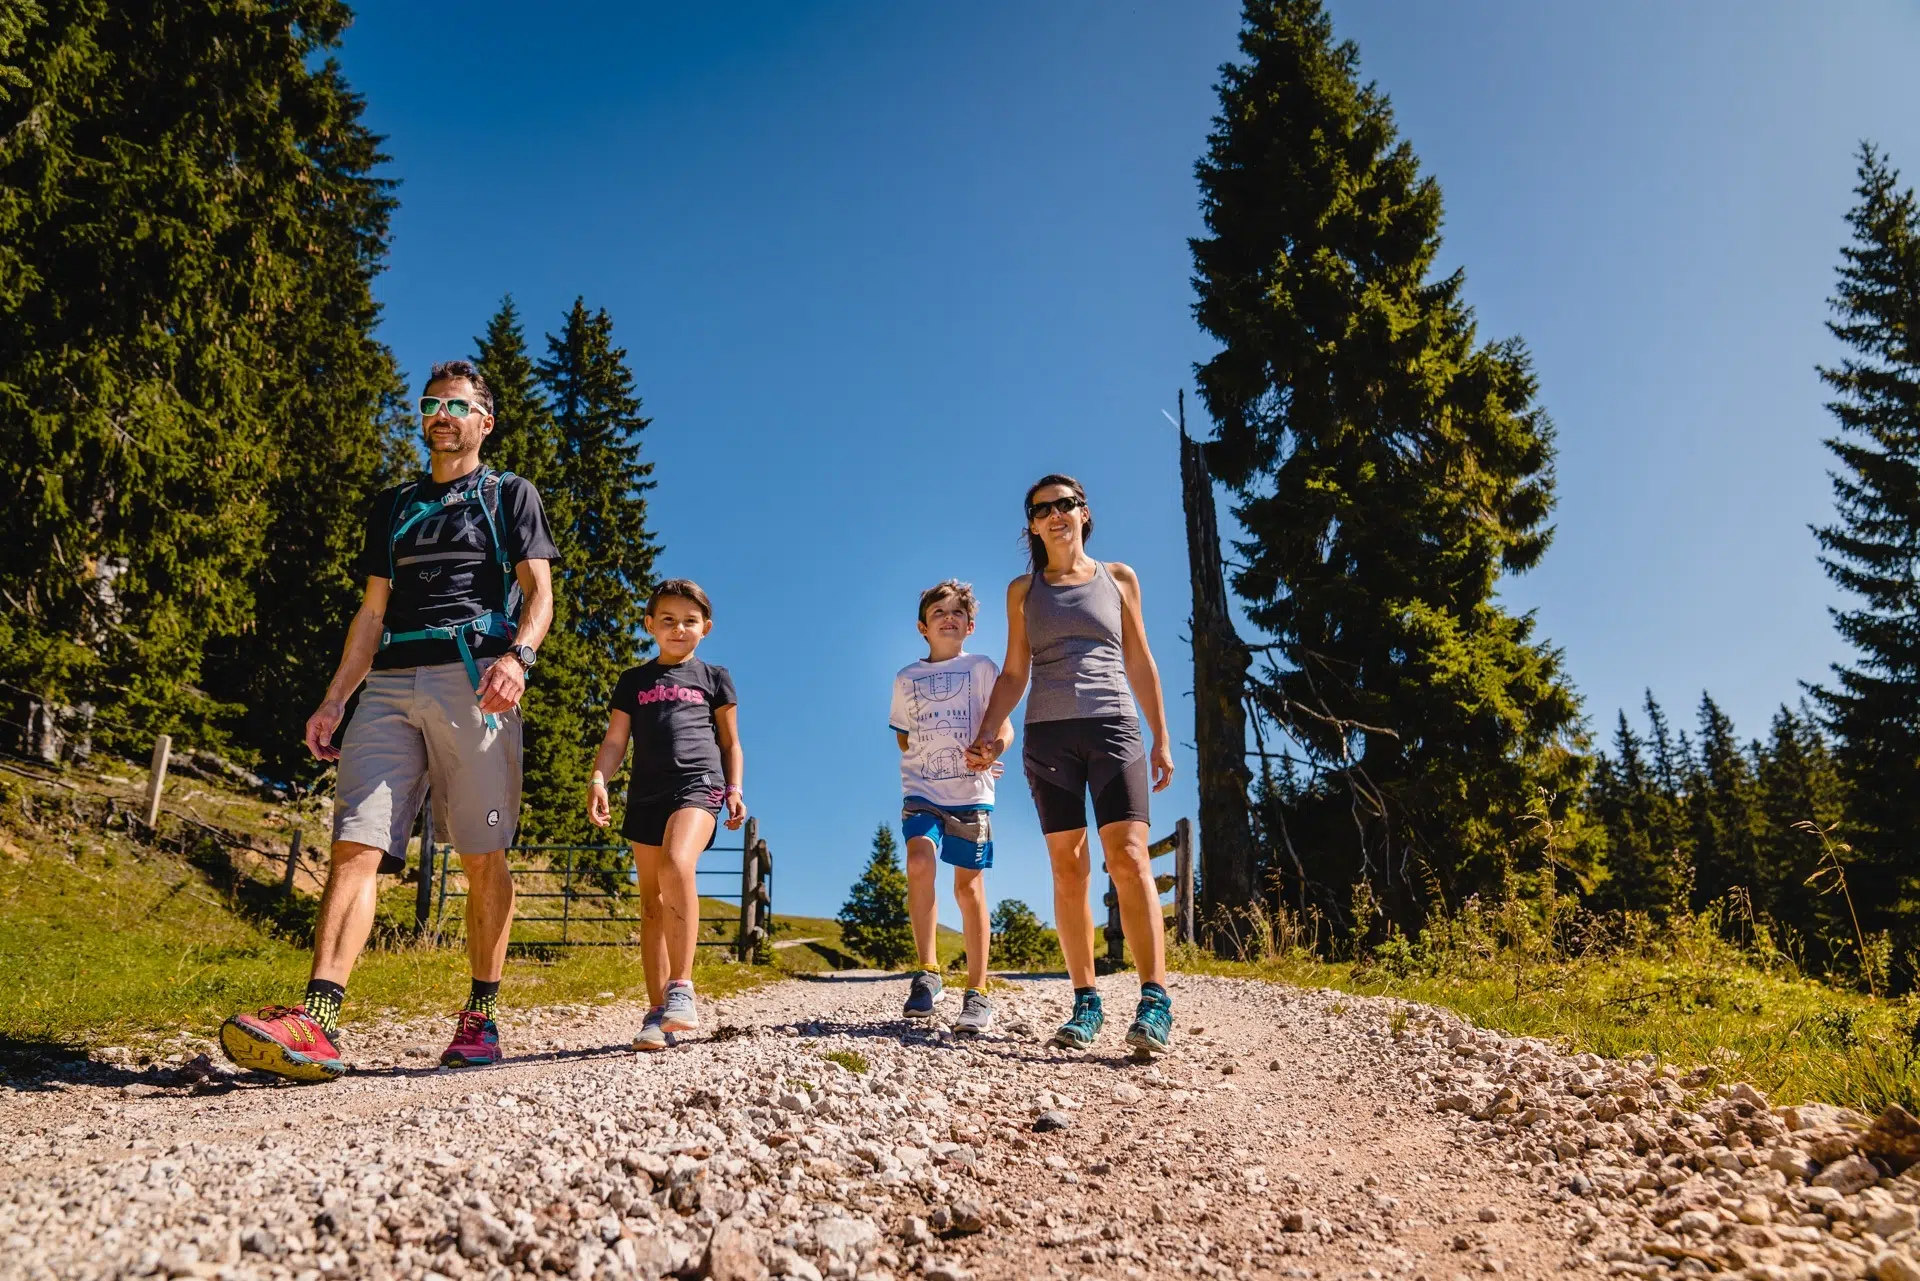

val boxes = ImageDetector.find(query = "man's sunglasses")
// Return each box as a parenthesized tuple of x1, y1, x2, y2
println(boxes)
(1028, 496, 1084, 521)
(417, 396, 490, 420)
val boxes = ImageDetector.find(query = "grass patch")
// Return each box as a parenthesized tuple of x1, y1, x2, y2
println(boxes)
(823, 1048, 869, 1074)
(0, 763, 779, 1050)
(1170, 933, 1920, 1113)
(764, 911, 965, 975)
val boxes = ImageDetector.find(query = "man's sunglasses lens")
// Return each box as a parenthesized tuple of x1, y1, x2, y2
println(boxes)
(1028, 497, 1081, 520)
(418, 397, 480, 419)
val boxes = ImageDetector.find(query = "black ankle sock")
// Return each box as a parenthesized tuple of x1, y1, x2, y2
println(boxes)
(1141, 981, 1168, 1001)
(1074, 985, 1099, 1002)
(466, 979, 500, 1019)
(303, 979, 345, 1035)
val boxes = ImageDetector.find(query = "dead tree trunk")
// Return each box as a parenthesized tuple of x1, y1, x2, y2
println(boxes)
(1178, 391, 1260, 955)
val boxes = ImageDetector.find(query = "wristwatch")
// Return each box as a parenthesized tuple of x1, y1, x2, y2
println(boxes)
(505, 643, 538, 670)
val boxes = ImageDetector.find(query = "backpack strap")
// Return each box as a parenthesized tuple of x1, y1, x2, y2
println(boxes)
(385, 480, 424, 581)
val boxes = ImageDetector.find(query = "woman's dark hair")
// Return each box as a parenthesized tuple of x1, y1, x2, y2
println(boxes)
(647, 578, 712, 619)
(1023, 473, 1091, 571)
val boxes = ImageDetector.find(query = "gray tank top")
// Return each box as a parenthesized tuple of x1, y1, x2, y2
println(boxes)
(1024, 561, 1137, 723)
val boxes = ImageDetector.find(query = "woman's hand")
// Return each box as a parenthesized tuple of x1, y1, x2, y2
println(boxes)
(587, 776, 611, 828)
(723, 786, 747, 830)
(1149, 740, 1175, 793)
(965, 733, 1005, 773)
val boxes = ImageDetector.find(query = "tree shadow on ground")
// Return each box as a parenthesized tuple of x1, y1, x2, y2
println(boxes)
(0, 1034, 225, 1095)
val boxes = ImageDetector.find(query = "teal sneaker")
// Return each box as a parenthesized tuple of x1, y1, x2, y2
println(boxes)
(1124, 984, 1173, 1056)
(1050, 990, 1104, 1050)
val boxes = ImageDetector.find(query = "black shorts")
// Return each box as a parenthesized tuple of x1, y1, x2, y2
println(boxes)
(1023, 716, 1150, 835)
(622, 776, 725, 847)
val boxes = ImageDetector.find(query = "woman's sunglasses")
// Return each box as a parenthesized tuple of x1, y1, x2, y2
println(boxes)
(417, 396, 489, 420)
(1028, 496, 1084, 521)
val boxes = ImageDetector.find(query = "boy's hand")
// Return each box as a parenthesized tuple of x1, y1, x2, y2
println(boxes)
(965, 734, 1004, 772)
(723, 788, 747, 830)
(587, 778, 611, 828)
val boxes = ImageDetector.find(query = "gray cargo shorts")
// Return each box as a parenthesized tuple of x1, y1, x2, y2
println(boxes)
(332, 660, 522, 857)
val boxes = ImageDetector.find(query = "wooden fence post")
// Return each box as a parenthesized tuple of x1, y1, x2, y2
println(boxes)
(282, 829, 303, 898)
(1104, 874, 1125, 967)
(414, 796, 436, 936)
(738, 818, 760, 962)
(1175, 817, 1196, 945)
(143, 734, 171, 830)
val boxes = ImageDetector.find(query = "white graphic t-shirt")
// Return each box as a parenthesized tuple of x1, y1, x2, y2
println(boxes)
(889, 652, 1000, 809)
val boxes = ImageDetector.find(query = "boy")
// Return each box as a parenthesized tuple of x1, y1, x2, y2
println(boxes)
(889, 580, 1011, 1033)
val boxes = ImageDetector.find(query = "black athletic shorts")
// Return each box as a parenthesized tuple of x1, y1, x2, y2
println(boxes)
(1023, 716, 1151, 835)
(622, 775, 725, 848)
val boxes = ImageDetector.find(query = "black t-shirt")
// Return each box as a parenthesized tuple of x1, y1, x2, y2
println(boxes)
(356, 467, 560, 671)
(611, 658, 737, 800)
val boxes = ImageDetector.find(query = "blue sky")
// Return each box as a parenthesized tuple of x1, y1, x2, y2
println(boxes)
(338, 2, 1920, 922)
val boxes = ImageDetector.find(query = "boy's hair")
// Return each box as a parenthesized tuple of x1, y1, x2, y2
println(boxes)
(917, 579, 977, 624)
(647, 578, 713, 619)
(424, 359, 493, 415)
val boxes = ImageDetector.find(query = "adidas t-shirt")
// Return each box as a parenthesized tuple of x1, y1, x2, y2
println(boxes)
(356, 466, 558, 671)
(611, 657, 737, 801)
(889, 652, 999, 810)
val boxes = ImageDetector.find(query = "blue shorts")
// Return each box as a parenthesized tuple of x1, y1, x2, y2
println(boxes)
(901, 798, 993, 870)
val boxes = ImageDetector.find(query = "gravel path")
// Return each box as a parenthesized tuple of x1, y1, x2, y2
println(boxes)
(3, 972, 1906, 1281)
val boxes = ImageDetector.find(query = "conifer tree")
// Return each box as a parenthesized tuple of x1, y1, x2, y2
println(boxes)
(474, 297, 592, 840)
(1590, 712, 1685, 918)
(1810, 144, 1920, 941)
(1189, 0, 1587, 928)
(1687, 694, 1760, 909)
(526, 298, 662, 843)
(839, 824, 914, 969)
(1752, 704, 1850, 967)
(0, 1, 407, 767)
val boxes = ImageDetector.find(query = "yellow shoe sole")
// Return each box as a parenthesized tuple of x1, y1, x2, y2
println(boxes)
(219, 1019, 344, 1084)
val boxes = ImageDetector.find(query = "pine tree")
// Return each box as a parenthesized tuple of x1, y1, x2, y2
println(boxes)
(0, 1, 407, 767)
(989, 899, 1061, 970)
(474, 297, 591, 841)
(1687, 694, 1760, 909)
(1189, 0, 1587, 930)
(1810, 144, 1920, 942)
(1590, 711, 1685, 918)
(1752, 704, 1850, 969)
(528, 298, 663, 843)
(839, 824, 914, 969)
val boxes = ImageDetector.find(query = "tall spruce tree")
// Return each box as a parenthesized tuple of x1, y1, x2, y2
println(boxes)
(1811, 144, 1920, 944)
(1189, 0, 1587, 929)
(839, 824, 914, 969)
(1687, 693, 1761, 909)
(0, 0, 406, 762)
(474, 297, 593, 841)
(1589, 711, 1685, 918)
(1752, 703, 1850, 966)
(527, 298, 662, 842)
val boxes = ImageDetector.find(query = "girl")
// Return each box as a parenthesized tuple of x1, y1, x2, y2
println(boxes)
(588, 579, 746, 1051)
(967, 475, 1177, 1055)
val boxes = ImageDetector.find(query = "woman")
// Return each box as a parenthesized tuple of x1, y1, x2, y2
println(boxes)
(968, 474, 1176, 1054)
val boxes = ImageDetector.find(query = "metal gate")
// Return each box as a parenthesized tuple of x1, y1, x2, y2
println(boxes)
(426, 816, 773, 961)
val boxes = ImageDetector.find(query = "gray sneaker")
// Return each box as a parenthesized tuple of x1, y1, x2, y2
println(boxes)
(904, 971, 943, 1019)
(660, 983, 698, 1034)
(953, 989, 994, 1036)
(632, 1005, 674, 1053)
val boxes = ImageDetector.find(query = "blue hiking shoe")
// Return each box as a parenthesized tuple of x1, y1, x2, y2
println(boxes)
(1124, 984, 1173, 1056)
(1050, 990, 1104, 1050)
(904, 971, 943, 1020)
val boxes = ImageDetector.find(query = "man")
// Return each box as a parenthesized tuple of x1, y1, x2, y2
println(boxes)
(219, 360, 557, 1081)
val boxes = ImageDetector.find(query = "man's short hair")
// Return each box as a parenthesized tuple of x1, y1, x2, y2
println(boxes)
(918, 579, 977, 624)
(425, 359, 493, 415)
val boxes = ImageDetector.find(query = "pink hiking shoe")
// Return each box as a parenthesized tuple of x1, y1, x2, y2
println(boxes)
(440, 1011, 502, 1068)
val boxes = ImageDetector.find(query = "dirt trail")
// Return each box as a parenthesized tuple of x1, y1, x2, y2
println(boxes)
(0, 973, 1610, 1281)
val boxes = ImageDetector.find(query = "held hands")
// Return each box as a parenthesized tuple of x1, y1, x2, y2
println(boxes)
(1150, 740, 1175, 793)
(586, 776, 611, 828)
(476, 655, 526, 714)
(723, 786, 746, 831)
(964, 733, 1005, 774)
(304, 699, 346, 762)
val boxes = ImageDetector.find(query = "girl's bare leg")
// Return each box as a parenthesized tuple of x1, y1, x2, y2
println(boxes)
(631, 842, 668, 1009)
(1045, 829, 1097, 989)
(657, 808, 718, 981)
